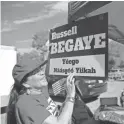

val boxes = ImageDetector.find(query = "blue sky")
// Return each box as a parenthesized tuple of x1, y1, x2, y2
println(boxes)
(1, 1, 68, 48)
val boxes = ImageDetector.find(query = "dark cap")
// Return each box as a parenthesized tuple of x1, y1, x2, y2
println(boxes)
(12, 53, 47, 86)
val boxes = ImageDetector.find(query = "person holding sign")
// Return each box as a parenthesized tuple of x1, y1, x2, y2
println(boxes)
(6, 51, 77, 124)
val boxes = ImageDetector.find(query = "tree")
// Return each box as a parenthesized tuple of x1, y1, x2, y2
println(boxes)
(32, 30, 50, 63)
(32, 30, 49, 51)
(119, 60, 124, 68)
(17, 48, 45, 64)
(108, 58, 115, 70)
(17, 52, 23, 62)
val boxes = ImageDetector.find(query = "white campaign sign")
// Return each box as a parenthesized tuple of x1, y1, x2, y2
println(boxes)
(49, 54, 105, 77)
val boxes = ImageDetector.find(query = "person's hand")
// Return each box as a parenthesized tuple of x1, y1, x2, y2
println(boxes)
(66, 73, 75, 98)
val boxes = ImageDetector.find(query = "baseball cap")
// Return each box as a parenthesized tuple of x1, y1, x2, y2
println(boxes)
(12, 53, 47, 87)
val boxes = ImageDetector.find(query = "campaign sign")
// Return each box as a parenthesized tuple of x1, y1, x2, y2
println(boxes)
(49, 13, 108, 80)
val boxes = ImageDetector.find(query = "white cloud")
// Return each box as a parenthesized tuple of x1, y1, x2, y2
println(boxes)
(12, 3, 24, 7)
(13, 10, 57, 25)
(51, 1, 68, 12)
(13, 18, 36, 24)
(13, 16, 43, 24)
(15, 39, 32, 48)
(17, 48, 35, 54)
(1, 27, 17, 33)
(16, 39, 32, 43)
(1, 28, 12, 32)
(13, 1, 68, 25)
(3, 20, 9, 25)
(1, 20, 17, 32)
(29, 1, 40, 4)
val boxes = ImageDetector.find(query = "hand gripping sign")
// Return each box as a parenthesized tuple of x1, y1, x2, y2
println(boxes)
(48, 13, 108, 80)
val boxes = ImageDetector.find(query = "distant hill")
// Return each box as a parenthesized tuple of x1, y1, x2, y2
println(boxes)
(109, 39, 124, 68)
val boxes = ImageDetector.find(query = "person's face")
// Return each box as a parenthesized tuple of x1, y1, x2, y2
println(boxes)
(27, 66, 48, 90)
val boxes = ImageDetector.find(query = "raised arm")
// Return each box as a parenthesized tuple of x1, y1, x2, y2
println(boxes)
(43, 73, 76, 124)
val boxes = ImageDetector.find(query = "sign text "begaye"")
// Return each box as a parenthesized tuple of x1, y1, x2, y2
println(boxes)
(50, 33, 106, 54)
